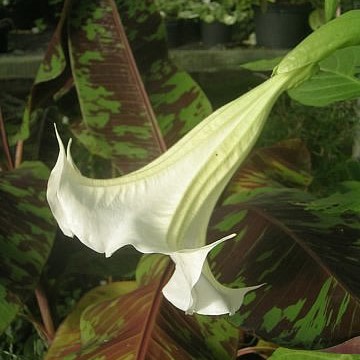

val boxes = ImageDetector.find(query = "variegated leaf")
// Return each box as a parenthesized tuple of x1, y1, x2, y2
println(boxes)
(21, 0, 72, 158)
(0, 162, 56, 332)
(118, 0, 212, 146)
(23, 0, 211, 175)
(0, 284, 21, 334)
(46, 261, 239, 360)
(45, 281, 138, 359)
(228, 139, 312, 194)
(207, 142, 360, 349)
(324, 336, 360, 354)
(269, 347, 360, 359)
(66, 0, 165, 173)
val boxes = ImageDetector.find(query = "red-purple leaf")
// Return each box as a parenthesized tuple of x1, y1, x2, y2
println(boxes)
(323, 336, 360, 354)
(118, 0, 212, 147)
(208, 141, 360, 349)
(46, 262, 239, 359)
(0, 162, 55, 332)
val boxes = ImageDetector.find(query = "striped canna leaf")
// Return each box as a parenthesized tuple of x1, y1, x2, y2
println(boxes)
(118, 0, 212, 147)
(64, 0, 166, 172)
(269, 347, 359, 359)
(207, 141, 360, 349)
(0, 162, 56, 333)
(44, 281, 138, 359)
(45, 259, 239, 359)
(22, 0, 211, 174)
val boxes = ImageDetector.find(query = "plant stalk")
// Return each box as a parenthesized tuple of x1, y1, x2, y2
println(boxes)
(34, 284, 55, 344)
(0, 106, 14, 170)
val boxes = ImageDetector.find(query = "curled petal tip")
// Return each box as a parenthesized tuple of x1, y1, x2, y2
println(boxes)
(163, 235, 264, 315)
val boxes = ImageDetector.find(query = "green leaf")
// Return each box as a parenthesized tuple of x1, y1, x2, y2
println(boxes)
(307, 181, 360, 214)
(0, 284, 21, 334)
(0, 162, 56, 332)
(288, 46, 360, 106)
(309, 9, 326, 31)
(240, 56, 283, 72)
(79, 285, 237, 359)
(207, 142, 360, 349)
(269, 347, 360, 359)
(276, 11, 360, 74)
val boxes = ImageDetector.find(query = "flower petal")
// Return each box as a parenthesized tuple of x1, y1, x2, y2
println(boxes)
(48, 127, 178, 256)
(162, 234, 234, 311)
(190, 264, 263, 316)
(163, 234, 263, 315)
(48, 73, 293, 257)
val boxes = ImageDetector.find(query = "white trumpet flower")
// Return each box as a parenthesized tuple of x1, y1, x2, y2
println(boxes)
(47, 65, 314, 315)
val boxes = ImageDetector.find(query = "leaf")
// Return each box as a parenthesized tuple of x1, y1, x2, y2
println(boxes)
(269, 347, 360, 359)
(276, 11, 360, 74)
(240, 56, 283, 72)
(324, 336, 360, 354)
(0, 162, 56, 332)
(23, 0, 166, 173)
(207, 142, 360, 349)
(46, 266, 239, 359)
(45, 281, 138, 359)
(24, 0, 212, 175)
(67, 0, 166, 172)
(0, 284, 21, 334)
(309, 9, 326, 31)
(288, 46, 360, 106)
(21, 0, 72, 157)
(58, 246, 141, 280)
(0, 93, 26, 147)
(227, 139, 312, 194)
(306, 181, 360, 214)
(112, 0, 213, 147)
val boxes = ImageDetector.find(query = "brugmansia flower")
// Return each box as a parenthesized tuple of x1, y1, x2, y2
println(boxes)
(48, 9, 360, 314)
(48, 68, 309, 315)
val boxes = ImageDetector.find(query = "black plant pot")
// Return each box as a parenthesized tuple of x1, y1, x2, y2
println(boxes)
(0, 29, 8, 53)
(201, 21, 231, 47)
(0, 17, 13, 53)
(164, 19, 201, 48)
(182, 19, 201, 44)
(165, 19, 183, 48)
(254, 3, 312, 49)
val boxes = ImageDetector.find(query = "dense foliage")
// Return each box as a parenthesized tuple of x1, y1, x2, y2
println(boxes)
(0, 1, 359, 359)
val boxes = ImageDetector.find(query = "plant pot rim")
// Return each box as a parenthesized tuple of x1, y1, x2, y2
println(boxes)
(254, 3, 313, 13)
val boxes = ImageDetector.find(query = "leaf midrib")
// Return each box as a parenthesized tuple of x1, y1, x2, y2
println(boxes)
(239, 202, 360, 306)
